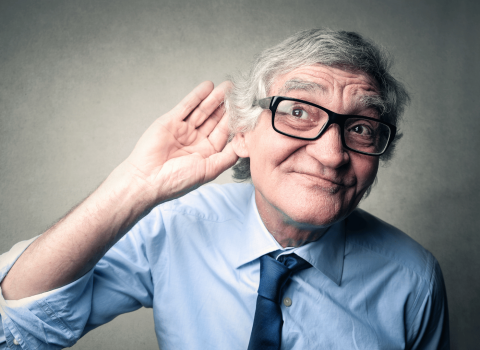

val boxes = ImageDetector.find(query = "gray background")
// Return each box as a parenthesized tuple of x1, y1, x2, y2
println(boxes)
(0, 0, 478, 349)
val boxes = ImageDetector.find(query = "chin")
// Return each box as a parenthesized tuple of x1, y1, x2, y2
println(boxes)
(280, 195, 352, 228)
(289, 211, 347, 228)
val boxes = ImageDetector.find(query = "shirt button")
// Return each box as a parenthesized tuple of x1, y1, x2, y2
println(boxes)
(13, 338, 20, 345)
(283, 297, 292, 307)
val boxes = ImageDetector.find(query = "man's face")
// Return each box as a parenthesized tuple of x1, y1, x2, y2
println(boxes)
(234, 64, 381, 232)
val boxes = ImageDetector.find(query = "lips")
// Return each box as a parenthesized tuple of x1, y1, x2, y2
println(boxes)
(290, 171, 353, 188)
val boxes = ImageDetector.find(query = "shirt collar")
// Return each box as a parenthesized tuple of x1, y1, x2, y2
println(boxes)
(292, 220, 345, 286)
(232, 190, 283, 269)
(233, 189, 346, 286)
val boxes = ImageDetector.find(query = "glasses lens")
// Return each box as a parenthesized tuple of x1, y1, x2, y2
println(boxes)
(344, 117, 391, 155)
(274, 100, 329, 138)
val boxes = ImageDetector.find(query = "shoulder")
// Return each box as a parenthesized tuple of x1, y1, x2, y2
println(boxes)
(345, 209, 449, 347)
(346, 208, 436, 284)
(124, 182, 253, 241)
(119, 183, 254, 263)
(155, 182, 254, 223)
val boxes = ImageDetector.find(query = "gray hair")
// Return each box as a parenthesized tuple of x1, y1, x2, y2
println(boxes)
(225, 29, 410, 181)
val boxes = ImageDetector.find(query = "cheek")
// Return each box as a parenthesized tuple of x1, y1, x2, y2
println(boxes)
(354, 156, 379, 188)
(245, 117, 290, 168)
(249, 136, 304, 179)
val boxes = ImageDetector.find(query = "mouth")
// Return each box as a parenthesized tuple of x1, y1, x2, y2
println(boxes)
(291, 171, 347, 191)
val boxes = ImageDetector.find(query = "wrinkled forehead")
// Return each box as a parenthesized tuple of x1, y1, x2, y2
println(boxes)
(268, 65, 382, 110)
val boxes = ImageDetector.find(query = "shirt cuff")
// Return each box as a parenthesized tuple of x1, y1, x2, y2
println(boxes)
(0, 237, 94, 349)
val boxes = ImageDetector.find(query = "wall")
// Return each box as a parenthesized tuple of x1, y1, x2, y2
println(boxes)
(0, 0, 478, 349)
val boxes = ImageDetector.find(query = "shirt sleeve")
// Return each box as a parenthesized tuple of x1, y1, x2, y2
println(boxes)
(407, 258, 450, 350)
(0, 222, 155, 350)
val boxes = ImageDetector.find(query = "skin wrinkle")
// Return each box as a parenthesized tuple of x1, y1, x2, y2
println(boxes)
(278, 78, 381, 116)
(258, 192, 326, 248)
(229, 31, 411, 183)
(233, 64, 379, 248)
(295, 67, 376, 116)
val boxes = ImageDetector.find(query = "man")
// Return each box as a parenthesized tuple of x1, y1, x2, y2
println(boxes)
(0, 29, 449, 349)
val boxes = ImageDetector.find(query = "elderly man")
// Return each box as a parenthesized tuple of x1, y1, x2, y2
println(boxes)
(0, 29, 448, 349)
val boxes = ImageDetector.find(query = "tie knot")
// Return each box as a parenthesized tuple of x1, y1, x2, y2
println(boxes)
(257, 254, 311, 303)
(277, 253, 311, 272)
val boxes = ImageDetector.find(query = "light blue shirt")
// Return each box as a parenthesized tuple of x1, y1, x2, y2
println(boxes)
(0, 183, 449, 349)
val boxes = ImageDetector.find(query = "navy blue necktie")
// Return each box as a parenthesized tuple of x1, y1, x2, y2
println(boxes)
(247, 254, 312, 350)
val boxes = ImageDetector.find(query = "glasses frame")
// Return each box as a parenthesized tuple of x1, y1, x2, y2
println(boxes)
(253, 96, 397, 156)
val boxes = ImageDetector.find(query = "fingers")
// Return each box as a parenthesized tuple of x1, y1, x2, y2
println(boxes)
(186, 81, 233, 128)
(203, 143, 239, 183)
(195, 101, 226, 141)
(207, 104, 231, 152)
(170, 81, 215, 121)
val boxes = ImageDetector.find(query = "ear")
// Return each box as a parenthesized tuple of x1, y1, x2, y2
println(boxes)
(231, 132, 250, 158)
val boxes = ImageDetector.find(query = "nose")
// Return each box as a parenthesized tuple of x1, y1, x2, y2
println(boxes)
(305, 124, 350, 169)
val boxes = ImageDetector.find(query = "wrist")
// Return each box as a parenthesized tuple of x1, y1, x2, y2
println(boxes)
(99, 161, 159, 227)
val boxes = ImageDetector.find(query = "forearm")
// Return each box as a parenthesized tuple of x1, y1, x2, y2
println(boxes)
(0, 81, 236, 301)
(0, 161, 157, 300)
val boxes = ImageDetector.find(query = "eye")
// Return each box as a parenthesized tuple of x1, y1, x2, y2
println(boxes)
(291, 108, 309, 120)
(350, 124, 372, 135)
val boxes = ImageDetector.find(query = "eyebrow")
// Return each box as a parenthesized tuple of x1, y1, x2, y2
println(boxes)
(358, 95, 386, 116)
(279, 78, 386, 115)
(278, 79, 326, 95)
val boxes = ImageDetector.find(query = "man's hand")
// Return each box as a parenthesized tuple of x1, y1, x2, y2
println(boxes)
(124, 80, 238, 203)
(0, 81, 239, 300)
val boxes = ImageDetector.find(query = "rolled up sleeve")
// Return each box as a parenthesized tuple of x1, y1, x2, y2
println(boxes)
(0, 228, 155, 350)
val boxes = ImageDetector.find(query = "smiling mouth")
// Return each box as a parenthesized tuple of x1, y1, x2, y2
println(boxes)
(291, 172, 347, 191)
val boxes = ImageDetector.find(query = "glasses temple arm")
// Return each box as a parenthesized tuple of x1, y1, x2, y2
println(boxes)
(252, 97, 273, 109)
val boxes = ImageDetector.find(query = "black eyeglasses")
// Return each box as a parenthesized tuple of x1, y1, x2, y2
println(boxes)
(253, 96, 396, 156)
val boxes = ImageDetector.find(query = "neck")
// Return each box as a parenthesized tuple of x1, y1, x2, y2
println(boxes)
(255, 189, 330, 248)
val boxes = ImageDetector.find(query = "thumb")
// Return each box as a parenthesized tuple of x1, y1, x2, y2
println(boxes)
(203, 143, 239, 183)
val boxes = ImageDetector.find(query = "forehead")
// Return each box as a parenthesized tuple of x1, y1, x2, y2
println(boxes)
(269, 64, 380, 104)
